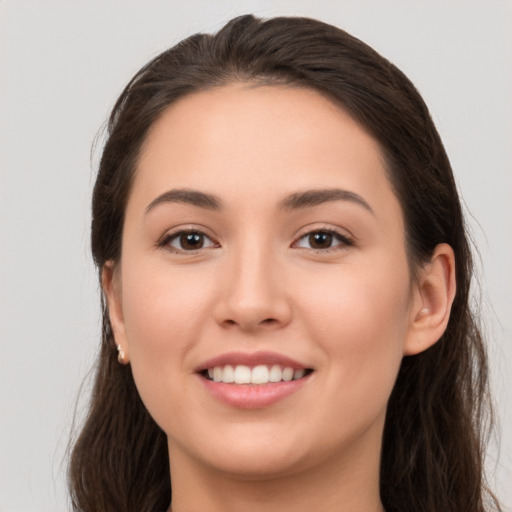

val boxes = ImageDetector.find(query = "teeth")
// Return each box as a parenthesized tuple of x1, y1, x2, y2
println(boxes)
(234, 365, 251, 384)
(213, 366, 222, 383)
(251, 365, 269, 384)
(282, 367, 294, 381)
(223, 364, 235, 383)
(269, 364, 282, 382)
(206, 364, 308, 384)
(293, 368, 305, 380)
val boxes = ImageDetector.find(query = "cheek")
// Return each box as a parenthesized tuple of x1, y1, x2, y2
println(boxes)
(298, 258, 411, 407)
(122, 257, 214, 341)
(119, 261, 214, 409)
(301, 257, 411, 338)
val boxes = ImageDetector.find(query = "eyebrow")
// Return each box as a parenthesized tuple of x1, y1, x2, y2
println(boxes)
(144, 187, 373, 215)
(145, 188, 222, 214)
(278, 188, 374, 215)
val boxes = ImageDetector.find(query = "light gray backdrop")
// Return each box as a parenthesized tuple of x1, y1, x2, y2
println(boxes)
(1, 1, 511, 511)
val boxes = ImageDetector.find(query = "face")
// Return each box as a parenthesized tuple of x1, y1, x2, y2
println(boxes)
(106, 84, 425, 481)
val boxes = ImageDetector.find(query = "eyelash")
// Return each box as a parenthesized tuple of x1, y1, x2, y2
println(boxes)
(158, 230, 218, 254)
(293, 229, 353, 253)
(158, 228, 353, 254)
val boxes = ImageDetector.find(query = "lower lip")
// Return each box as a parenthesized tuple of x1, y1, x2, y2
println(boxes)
(199, 374, 311, 409)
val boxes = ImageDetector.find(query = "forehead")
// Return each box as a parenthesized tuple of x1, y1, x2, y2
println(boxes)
(131, 84, 400, 222)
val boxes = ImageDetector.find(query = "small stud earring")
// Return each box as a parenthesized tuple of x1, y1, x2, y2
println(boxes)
(117, 344, 127, 364)
(418, 308, 430, 318)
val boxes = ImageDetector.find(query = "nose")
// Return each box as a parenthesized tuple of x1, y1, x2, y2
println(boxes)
(213, 244, 292, 332)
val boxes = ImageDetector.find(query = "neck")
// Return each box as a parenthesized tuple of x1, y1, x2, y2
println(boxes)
(166, 433, 385, 512)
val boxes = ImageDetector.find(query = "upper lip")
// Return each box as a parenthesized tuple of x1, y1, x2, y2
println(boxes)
(195, 351, 311, 372)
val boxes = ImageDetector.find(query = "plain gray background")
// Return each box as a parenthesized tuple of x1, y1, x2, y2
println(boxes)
(1, 1, 511, 510)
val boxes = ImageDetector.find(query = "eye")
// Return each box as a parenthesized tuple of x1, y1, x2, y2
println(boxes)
(294, 230, 352, 251)
(162, 230, 217, 252)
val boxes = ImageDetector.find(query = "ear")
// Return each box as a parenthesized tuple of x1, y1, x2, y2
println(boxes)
(404, 243, 456, 356)
(102, 261, 130, 364)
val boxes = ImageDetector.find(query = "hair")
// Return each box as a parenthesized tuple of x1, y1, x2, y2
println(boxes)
(68, 14, 500, 512)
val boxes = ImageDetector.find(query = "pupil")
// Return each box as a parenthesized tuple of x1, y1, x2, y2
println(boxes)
(180, 232, 203, 250)
(309, 232, 332, 249)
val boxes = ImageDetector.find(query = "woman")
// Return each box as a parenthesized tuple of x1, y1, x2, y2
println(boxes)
(68, 14, 501, 512)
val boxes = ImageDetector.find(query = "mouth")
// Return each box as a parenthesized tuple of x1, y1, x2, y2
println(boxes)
(200, 364, 314, 385)
(195, 352, 314, 408)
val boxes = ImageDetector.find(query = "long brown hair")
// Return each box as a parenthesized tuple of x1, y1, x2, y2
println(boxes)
(69, 14, 501, 512)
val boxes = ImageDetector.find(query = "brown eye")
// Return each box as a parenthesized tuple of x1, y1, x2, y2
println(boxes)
(294, 230, 352, 251)
(308, 232, 333, 249)
(166, 231, 216, 252)
(180, 232, 204, 250)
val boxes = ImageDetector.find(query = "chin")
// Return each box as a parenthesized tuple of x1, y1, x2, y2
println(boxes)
(206, 424, 345, 480)
(205, 447, 309, 481)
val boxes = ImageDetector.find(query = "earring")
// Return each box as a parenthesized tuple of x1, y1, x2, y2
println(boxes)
(117, 344, 127, 364)
(418, 308, 430, 318)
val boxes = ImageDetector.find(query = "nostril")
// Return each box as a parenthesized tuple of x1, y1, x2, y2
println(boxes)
(222, 317, 278, 329)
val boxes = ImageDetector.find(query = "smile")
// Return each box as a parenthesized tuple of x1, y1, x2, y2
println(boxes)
(196, 351, 314, 408)
(204, 364, 310, 384)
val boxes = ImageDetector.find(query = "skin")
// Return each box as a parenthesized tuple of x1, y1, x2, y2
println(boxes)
(103, 84, 456, 512)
